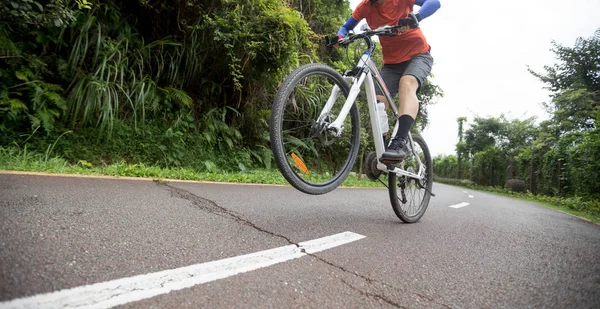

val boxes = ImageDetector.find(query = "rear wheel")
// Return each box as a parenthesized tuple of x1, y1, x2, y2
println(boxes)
(270, 64, 361, 195)
(388, 134, 433, 222)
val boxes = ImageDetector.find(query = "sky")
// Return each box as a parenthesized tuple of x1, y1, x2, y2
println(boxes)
(347, 0, 600, 156)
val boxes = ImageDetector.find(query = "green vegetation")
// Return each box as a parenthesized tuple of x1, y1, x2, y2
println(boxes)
(0, 0, 441, 173)
(0, 145, 386, 188)
(434, 29, 600, 221)
(434, 176, 600, 223)
(434, 29, 600, 222)
(2, 144, 597, 222)
(1, 0, 332, 169)
(2, 1, 596, 222)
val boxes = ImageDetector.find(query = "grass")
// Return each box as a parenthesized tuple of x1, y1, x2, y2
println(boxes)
(515, 195, 600, 223)
(0, 146, 386, 188)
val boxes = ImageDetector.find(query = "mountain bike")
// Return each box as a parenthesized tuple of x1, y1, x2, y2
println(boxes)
(269, 24, 434, 223)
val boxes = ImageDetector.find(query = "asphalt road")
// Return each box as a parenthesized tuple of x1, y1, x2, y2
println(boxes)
(1, 173, 599, 308)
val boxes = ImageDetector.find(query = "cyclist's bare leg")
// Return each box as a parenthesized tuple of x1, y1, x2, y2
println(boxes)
(377, 75, 419, 137)
(376, 75, 419, 118)
(398, 75, 419, 119)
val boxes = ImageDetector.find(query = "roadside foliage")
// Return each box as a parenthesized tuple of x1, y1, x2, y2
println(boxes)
(0, 0, 442, 172)
(434, 29, 600, 216)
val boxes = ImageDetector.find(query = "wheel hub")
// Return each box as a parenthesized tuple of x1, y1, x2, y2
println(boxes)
(312, 113, 339, 146)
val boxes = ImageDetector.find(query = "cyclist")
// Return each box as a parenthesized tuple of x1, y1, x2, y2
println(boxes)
(336, 0, 440, 162)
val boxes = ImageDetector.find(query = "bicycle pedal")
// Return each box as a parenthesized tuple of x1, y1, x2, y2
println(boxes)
(378, 157, 401, 165)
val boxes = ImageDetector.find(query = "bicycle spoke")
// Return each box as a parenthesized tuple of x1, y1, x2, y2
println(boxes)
(270, 64, 359, 194)
(281, 125, 316, 135)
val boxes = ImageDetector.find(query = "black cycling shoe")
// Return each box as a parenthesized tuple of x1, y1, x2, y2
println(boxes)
(380, 137, 409, 162)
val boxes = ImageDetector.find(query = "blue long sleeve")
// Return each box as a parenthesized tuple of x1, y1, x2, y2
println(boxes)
(415, 0, 441, 20)
(337, 17, 359, 37)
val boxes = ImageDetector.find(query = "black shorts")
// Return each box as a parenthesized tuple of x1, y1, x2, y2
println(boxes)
(375, 51, 433, 96)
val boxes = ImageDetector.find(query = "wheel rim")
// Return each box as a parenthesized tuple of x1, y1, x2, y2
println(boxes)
(279, 72, 356, 187)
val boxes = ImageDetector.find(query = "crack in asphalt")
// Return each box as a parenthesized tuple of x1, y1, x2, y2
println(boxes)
(341, 279, 408, 309)
(156, 181, 452, 308)
(308, 254, 452, 309)
(82, 286, 146, 308)
(155, 181, 298, 247)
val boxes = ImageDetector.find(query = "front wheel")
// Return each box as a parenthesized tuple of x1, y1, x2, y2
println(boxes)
(270, 64, 361, 195)
(388, 134, 433, 222)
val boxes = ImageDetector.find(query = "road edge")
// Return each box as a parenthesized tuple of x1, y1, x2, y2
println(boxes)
(0, 170, 383, 190)
(433, 182, 600, 225)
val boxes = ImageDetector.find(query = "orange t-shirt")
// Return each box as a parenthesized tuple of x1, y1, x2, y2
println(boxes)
(352, 0, 430, 64)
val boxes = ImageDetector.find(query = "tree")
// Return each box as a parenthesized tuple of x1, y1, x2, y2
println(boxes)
(464, 116, 505, 155)
(503, 117, 537, 180)
(471, 146, 506, 187)
(0, 0, 446, 172)
(463, 115, 536, 186)
(436, 29, 599, 197)
(530, 28, 600, 133)
(433, 154, 458, 178)
(456, 117, 467, 179)
(529, 28, 600, 198)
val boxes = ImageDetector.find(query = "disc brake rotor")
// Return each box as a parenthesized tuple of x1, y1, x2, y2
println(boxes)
(313, 113, 338, 146)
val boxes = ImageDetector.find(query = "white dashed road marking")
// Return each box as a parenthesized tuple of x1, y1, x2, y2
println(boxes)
(469, 195, 474, 199)
(0, 232, 366, 309)
(449, 202, 470, 209)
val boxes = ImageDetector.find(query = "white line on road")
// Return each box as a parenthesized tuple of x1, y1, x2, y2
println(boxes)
(469, 195, 474, 199)
(0, 232, 366, 309)
(462, 190, 468, 194)
(449, 202, 470, 209)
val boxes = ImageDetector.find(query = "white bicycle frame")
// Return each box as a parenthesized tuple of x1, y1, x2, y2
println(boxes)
(318, 51, 426, 181)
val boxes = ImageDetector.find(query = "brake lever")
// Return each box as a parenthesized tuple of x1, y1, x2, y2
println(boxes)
(369, 26, 399, 37)
(338, 37, 351, 46)
(325, 36, 336, 48)
(325, 35, 351, 48)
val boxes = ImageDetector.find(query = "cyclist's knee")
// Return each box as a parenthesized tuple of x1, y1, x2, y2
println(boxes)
(399, 75, 418, 92)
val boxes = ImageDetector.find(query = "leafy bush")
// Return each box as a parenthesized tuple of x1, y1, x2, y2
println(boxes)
(1, 0, 445, 174)
(0, 0, 80, 28)
(533, 194, 600, 216)
(505, 179, 527, 192)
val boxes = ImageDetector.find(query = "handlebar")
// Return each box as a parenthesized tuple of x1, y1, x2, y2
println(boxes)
(327, 12, 420, 51)
(326, 26, 397, 52)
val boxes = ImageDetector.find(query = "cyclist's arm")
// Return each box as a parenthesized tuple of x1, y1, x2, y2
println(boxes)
(337, 0, 440, 38)
(415, 0, 441, 20)
(337, 17, 359, 38)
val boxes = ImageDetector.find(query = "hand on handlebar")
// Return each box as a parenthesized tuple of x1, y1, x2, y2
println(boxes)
(326, 35, 349, 48)
(395, 12, 420, 33)
(395, 25, 411, 34)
